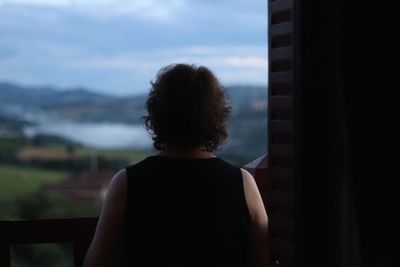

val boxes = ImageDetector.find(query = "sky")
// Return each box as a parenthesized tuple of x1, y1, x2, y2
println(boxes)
(0, 0, 268, 96)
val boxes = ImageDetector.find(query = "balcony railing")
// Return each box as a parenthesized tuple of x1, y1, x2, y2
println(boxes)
(0, 217, 98, 267)
(0, 155, 281, 267)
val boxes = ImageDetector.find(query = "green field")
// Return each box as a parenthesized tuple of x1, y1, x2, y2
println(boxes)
(0, 164, 65, 202)
(75, 147, 152, 164)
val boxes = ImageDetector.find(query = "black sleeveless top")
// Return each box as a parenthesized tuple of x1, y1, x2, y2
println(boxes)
(123, 155, 250, 267)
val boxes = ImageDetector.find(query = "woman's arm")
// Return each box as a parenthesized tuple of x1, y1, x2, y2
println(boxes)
(241, 168, 269, 267)
(83, 169, 127, 267)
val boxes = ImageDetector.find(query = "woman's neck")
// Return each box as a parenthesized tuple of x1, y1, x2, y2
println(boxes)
(157, 146, 215, 159)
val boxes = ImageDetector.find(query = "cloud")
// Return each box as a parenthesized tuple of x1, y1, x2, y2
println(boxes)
(0, 1, 268, 95)
(59, 45, 267, 92)
(0, 0, 266, 24)
(62, 45, 267, 70)
(0, 0, 184, 20)
(0, 39, 267, 95)
(0, 43, 18, 59)
(222, 57, 267, 68)
(0, 0, 69, 6)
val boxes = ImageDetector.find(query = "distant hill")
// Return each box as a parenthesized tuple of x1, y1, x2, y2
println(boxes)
(0, 82, 266, 123)
(226, 85, 268, 110)
(0, 82, 146, 123)
(0, 82, 268, 159)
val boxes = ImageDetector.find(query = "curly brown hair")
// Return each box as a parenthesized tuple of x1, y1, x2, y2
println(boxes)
(143, 64, 232, 152)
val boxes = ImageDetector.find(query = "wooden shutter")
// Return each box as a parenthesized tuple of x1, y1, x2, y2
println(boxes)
(267, 0, 295, 266)
(267, 1, 396, 266)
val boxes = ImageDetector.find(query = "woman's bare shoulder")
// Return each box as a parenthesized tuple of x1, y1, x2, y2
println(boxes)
(240, 168, 268, 224)
(109, 169, 127, 189)
(105, 169, 127, 209)
(83, 169, 127, 267)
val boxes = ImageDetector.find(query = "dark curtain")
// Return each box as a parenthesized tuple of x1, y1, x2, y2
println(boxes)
(295, 1, 395, 266)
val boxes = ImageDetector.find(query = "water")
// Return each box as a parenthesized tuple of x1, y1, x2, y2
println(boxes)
(24, 121, 152, 149)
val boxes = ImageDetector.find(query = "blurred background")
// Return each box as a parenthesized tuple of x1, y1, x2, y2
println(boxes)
(0, 1, 267, 266)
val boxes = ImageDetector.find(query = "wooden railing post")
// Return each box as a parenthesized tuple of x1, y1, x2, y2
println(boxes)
(74, 242, 89, 267)
(0, 218, 98, 267)
(0, 240, 11, 267)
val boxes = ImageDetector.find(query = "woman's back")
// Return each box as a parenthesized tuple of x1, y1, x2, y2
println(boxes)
(124, 156, 250, 267)
(83, 64, 268, 267)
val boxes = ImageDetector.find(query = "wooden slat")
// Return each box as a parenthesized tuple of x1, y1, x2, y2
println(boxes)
(270, 72, 292, 86)
(270, 103, 294, 118)
(270, 0, 292, 13)
(271, 9, 292, 25)
(270, 82, 293, 96)
(270, 144, 294, 156)
(270, 155, 294, 170)
(269, 214, 294, 243)
(271, 59, 291, 72)
(270, 47, 292, 61)
(271, 34, 292, 48)
(270, 121, 294, 144)
(269, 190, 294, 218)
(270, 168, 294, 194)
(270, 22, 292, 38)
(269, 167, 294, 180)
(270, 96, 293, 109)
(270, 120, 294, 133)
